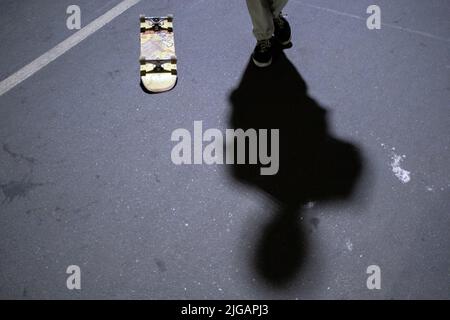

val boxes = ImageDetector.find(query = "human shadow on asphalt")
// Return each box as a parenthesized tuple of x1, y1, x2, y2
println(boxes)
(228, 51, 363, 287)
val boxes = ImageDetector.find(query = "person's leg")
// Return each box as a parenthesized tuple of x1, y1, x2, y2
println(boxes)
(270, 0, 288, 18)
(245, 0, 274, 41)
(271, 0, 291, 45)
(246, 0, 275, 67)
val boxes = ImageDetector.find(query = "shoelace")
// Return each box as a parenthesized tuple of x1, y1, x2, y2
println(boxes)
(274, 14, 286, 29)
(258, 39, 271, 52)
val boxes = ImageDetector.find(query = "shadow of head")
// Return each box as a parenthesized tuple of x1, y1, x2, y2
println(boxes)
(228, 52, 363, 287)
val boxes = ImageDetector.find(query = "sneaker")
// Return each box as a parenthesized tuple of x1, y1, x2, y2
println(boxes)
(273, 14, 291, 45)
(252, 39, 272, 68)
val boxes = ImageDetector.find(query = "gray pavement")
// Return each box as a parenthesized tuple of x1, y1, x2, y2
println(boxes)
(0, 0, 449, 299)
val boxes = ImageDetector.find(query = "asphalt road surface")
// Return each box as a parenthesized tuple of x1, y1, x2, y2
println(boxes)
(0, 0, 449, 299)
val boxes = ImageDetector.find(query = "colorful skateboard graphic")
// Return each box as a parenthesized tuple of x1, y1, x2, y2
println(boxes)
(139, 14, 177, 93)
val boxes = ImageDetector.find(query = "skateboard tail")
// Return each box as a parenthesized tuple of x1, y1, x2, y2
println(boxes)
(141, 75, 177, 93)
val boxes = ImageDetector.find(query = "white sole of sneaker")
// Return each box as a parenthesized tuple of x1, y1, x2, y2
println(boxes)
(278, 35, 292, 46)
(252, 57, 272, 68)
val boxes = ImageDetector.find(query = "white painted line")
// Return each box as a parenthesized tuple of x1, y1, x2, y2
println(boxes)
(293, 1, 450, 44)
(0, 0, 141, 97)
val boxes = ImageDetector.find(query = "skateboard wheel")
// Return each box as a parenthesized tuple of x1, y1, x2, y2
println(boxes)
(168, 27, 173, 32)
(140, 26, 146, 33)
(171, 69, 177, 76)
(170, 56, 177, 64)
(139, 56, 146, 64)
(167, 14, 174, 22)
(139, 14, 145, 23)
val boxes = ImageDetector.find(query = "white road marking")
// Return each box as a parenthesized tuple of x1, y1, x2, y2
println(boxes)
(0, 0, 141, 97)
(293, 1, 450, 44)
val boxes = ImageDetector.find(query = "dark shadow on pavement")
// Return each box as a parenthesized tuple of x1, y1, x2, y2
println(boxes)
(228, 51, 363, 287)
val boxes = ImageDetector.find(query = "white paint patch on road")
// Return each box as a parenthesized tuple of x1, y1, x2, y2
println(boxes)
(0, 0, 142, 97)
(379, 141, 411, 183)
(345, 239, 353, 251)
(391, 154, 411, 183)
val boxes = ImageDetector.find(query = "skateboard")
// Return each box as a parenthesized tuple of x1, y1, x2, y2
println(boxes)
(139, 14, 177, 93)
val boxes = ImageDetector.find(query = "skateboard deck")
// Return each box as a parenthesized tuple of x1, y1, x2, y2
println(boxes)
(139, 15, 177, 93)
